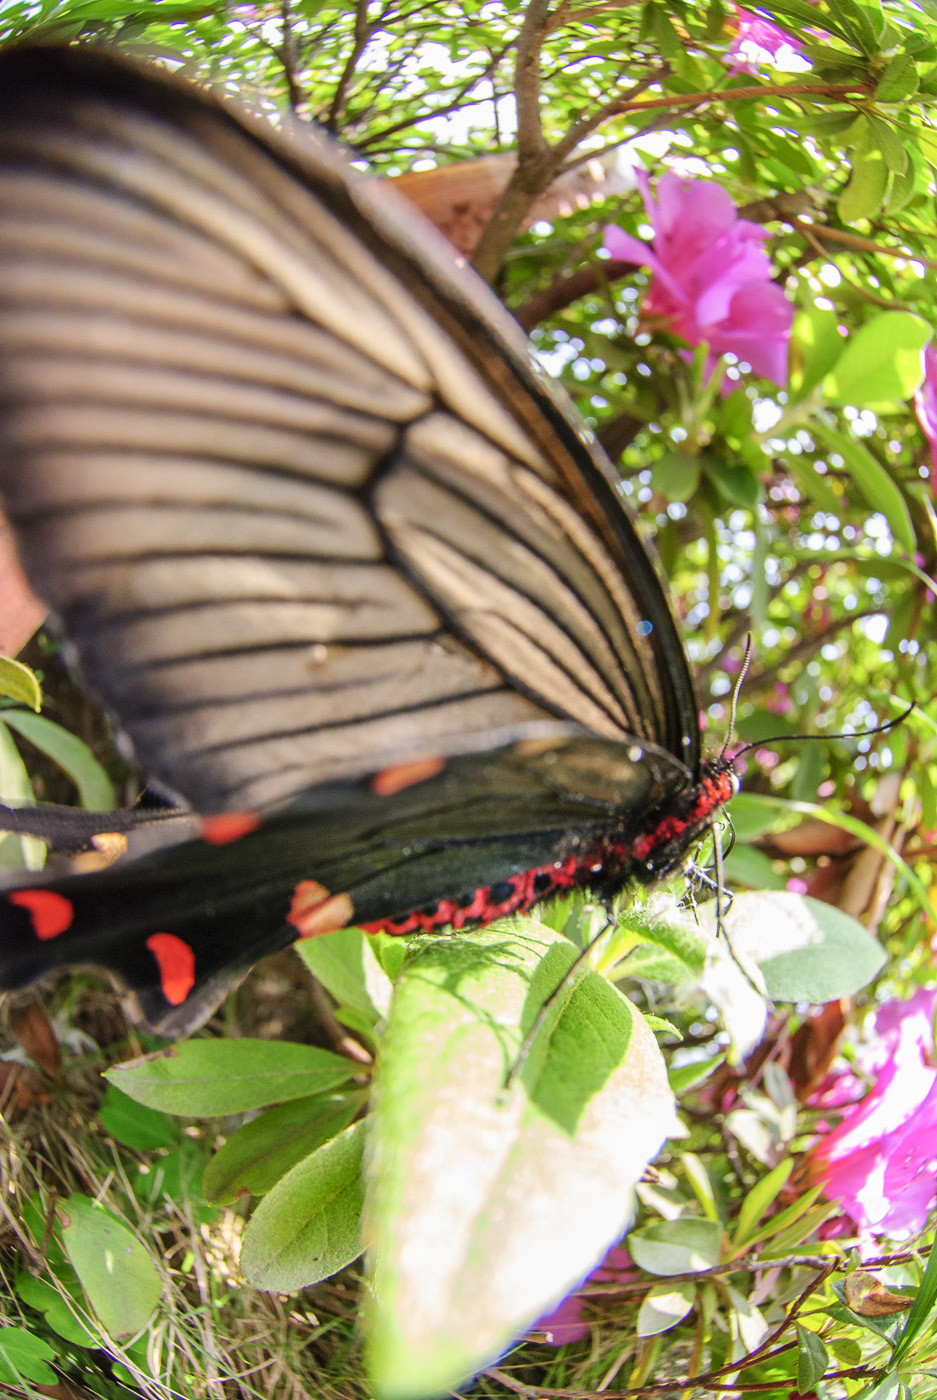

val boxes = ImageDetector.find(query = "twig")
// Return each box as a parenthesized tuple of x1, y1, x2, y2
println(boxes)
(276, 0, 305, 111)
(610, 79, 868, 117)
(582, 1250, 848, 1295)
(325, 0, 375, 132)
(485, 1266, 844, 1398)
(514, 258, 633, 329)
(790, 216, 937, 274)
(357, 45, 512, 150)
(472, 0, 556, 281)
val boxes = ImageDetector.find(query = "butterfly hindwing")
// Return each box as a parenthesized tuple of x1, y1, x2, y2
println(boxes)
(0, 736, 709, 1034)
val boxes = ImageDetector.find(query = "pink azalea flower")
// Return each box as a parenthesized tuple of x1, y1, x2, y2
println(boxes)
(535, 1245, 636, 1346)
(913, 342, 937, 496)
(808, 989, 937, 1241)
(726, 6, 802, 75)
(604, 173, 793, 386)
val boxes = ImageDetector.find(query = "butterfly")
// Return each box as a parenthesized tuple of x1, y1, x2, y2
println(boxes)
(0, 45, 735, 1036)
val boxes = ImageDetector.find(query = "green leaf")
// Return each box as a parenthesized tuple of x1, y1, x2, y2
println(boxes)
(628, 1218, 722, 1276)
(822, 312, 931, 409)
(723, 843, 786, 891)
(704, 459, 760, 510)
(134, 1138, 210, 1211)
(0, 1327, 58, 1386)
(651, 452, 700, 502)
(892, 1234, 937, 1367)
(796, 1323, 830, 1391)
(732, 1159, 793, 1248)
(202, 1091, 363, 1204)
(636, 1281, 696, 1337)
(726, 793, 786, 843)
(790, 304, 847, 402)
(867, 115, 909, 174)
(294, 925, 393, 1022)
(811, 422, 916, 554)
(239, 1119, 366, 1289)
(15, 1273, 98, 1347)
(838, 150, 889, 223)
(1, 709, 115, 810)
(702, 892, 887, 1003)
(875, 52, 920, 102)
(747, 1184, 829, 1251)
(363, 922, 677, 1399)
(0, 718, 44, 871)
(668, 1052, 725, 1095)
(105, 1038, 358, 1116)
(0, 656, 41, 710)
(680, 1151, 720, 1222)
(623, 943, 698, 982)
(833, 0, 887, 52)
(856, 1372, 900, 1400)
(98, 1085, 176, 1152)
(60, 1195, 161, 1338)
(622, 913, 707, 980)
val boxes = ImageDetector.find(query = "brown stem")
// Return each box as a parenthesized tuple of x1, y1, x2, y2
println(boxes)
(275, 0, 306, 111)
(325, 0, 375, 132)
(613, 79, 869, 117)
(357, 44, 512, 150)
(514, 257, 634, 329)
(790, 216, 937, 273)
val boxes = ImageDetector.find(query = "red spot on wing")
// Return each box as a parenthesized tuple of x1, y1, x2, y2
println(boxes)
(146, 932, 196, 1006)
(199, 812, 261, 845)
(9, 889, 74, 940)
(287, 880, 355, 939)
(371, 756, 445, 797)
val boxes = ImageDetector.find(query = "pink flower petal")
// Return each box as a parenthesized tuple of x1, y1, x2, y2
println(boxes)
(604, 174, 793, 386)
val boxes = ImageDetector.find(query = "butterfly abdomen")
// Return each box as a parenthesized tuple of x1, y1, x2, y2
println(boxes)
(360, 759, 737, 936)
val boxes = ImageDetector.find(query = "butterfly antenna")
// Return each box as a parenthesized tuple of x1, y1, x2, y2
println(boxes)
(732, 700, 916, 759)
(719, 635, 753, 761)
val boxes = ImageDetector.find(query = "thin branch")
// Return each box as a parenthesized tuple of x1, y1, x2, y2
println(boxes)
(275, 0, 305, 111)
(582, 1250, 847, 1295)
(486, 1265, 841, 1398)
(551, 65, 664, 164)
(514, 257, 633, 330)
(609, 78, 870, 117)
(357, 45, 511, 149)
(748, 607, 886, 692)
(790, 216, 937, 274)
(325, 0, 375, 132)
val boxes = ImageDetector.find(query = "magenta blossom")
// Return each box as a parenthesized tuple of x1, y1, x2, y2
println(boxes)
(604, 173, 793, 386)
(808, 989, 937, 1242)
(914, 342, 937, 496)
(726, 6, 802, 75)
(535, 1245, 636, 1346)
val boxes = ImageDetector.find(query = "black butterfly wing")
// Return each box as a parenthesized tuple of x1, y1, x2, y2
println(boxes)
(0, 45, 699, 816)
(0, 736, 695, 1036)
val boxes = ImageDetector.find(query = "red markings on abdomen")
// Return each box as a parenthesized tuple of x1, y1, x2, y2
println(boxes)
(199, 812, 261, 845)
(359, 856, 579, 937)
(9, 889, 74, 940)
(146, 932, 196, 1006)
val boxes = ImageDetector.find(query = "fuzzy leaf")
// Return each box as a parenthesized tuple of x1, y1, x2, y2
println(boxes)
(363, 922, 676, 1399)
